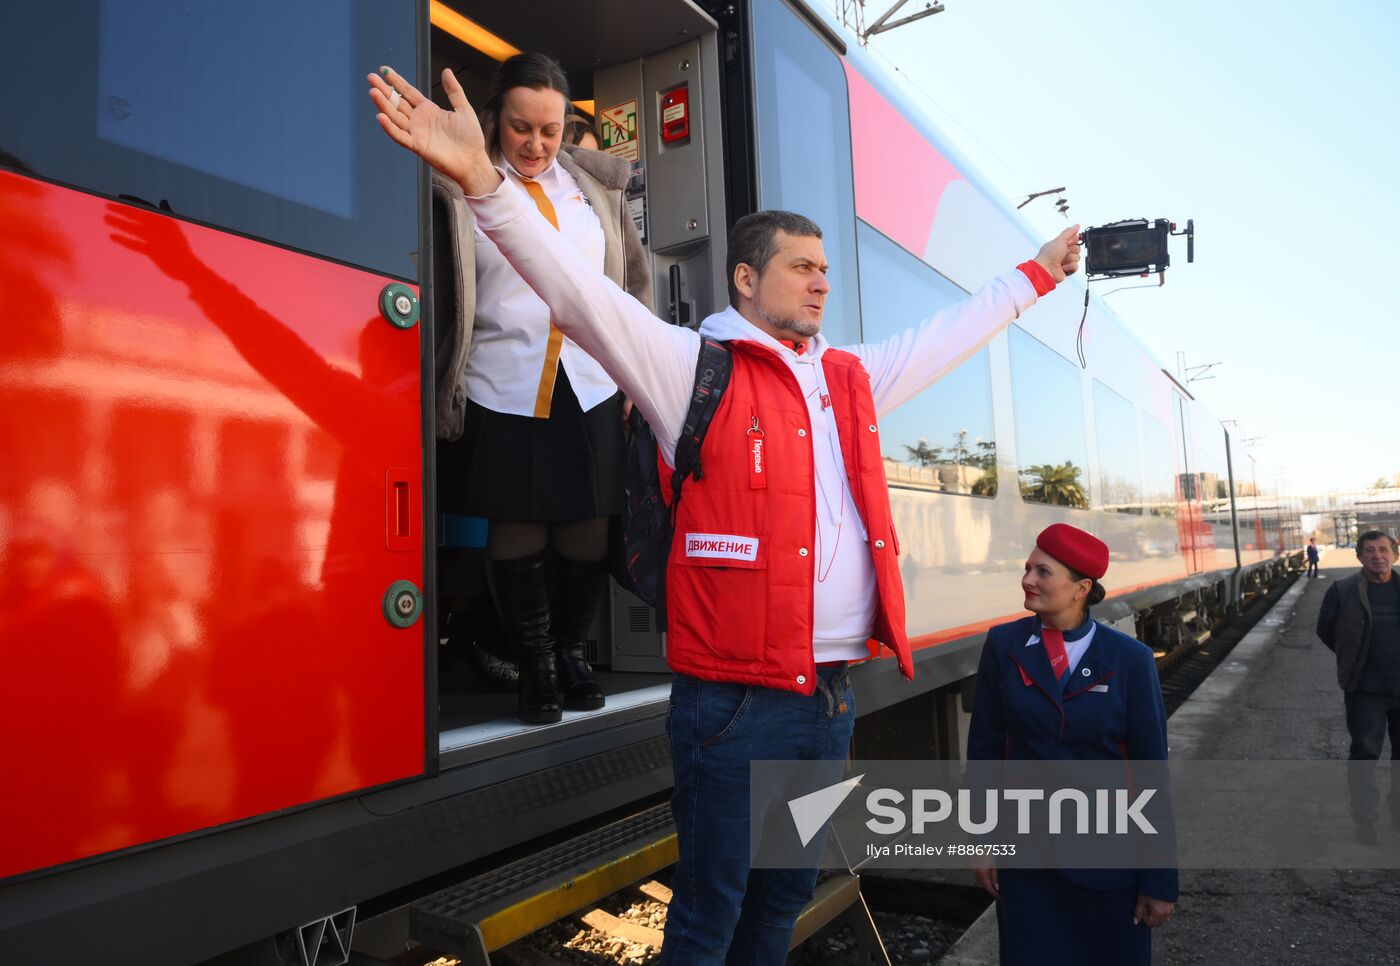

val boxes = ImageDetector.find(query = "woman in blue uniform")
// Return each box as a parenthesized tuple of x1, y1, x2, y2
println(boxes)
(967, 524, 1177, 965)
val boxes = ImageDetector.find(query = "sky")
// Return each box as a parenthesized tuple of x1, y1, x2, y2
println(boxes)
(825, 0, 1400, 496)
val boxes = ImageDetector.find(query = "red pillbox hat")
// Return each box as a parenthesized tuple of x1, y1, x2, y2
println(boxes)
(1036, 523, 1109, 580)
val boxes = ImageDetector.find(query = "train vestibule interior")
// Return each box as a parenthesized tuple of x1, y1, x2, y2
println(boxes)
(427, 1, 726, 760)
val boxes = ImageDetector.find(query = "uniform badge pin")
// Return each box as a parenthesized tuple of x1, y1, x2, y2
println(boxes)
(1082, 667, 1091, 676)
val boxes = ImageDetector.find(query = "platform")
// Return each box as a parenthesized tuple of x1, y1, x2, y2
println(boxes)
(941, 549, 1400, 965)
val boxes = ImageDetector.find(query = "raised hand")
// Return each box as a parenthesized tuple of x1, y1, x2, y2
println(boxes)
(367, 67, 502, 196)
(1033, 224, 1083, 283)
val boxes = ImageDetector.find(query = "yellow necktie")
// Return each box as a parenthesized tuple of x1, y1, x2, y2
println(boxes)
(519, 177, 566, 419)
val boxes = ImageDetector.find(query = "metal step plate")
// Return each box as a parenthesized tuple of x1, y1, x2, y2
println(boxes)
(410, 803, 677, 958)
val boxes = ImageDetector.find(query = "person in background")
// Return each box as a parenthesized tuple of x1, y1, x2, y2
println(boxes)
(566, 112, 600, 151)
(1317, 529, 1400, 844)
(1307, 537, 1321, 578)
(432, 53, 652, 724)
(967, 524, 1177, 966)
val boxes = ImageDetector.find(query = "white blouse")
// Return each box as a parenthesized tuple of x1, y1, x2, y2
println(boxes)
(462, 160, 617, 417)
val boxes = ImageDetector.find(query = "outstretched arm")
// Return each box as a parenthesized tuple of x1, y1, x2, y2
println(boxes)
(852, 227, 1081, 416)
(368, 68, 698, 455)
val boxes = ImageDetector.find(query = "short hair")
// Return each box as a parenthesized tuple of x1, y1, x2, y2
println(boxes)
(477, 52, 570, 156)
(726, 210, 822, 306)
(564, 113, 595, 146)
(1356, 530, 1398, 554)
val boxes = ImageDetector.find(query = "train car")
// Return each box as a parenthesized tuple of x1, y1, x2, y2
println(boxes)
(0, 1, 1294, 963)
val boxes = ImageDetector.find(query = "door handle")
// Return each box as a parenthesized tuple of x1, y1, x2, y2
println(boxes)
(385, 467, 418, 551)
(667, 264, 692, 326)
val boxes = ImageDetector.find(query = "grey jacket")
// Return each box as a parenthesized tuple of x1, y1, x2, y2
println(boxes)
(1317, 569, 1400, 691)
(431, 145, 653, 440)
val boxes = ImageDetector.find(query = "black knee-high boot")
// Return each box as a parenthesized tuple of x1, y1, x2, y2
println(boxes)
(551, 557, 607, 711)
(490, 554, 563, 724)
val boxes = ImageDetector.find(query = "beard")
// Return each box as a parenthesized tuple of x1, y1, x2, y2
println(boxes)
(753, 294, 821, 339)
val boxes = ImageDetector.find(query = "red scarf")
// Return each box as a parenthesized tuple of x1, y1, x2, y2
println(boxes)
(1041, 626, 1069, 681)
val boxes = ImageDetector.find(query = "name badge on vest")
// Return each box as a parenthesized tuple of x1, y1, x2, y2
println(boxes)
(747, 417, 766, 490)
(684, 533, 760, 563)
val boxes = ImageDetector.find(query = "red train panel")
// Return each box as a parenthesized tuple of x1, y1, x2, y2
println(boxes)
(0, 173, 425, 879)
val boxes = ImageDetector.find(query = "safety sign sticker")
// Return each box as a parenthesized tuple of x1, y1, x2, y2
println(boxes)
(601, 99, 639, 163)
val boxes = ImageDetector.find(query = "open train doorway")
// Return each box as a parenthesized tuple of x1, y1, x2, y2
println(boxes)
(424, 1, 730, 762)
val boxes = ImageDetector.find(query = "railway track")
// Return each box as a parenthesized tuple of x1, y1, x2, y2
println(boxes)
(1156, 573, 1299, 716)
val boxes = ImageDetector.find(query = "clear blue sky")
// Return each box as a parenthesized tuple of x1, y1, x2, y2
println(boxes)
(832, 0, 1400, 496)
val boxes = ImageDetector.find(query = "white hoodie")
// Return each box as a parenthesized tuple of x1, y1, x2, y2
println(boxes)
(696, 307, 875, 660)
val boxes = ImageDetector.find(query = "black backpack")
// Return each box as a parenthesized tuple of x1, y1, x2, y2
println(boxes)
(617, 338, 733, 613)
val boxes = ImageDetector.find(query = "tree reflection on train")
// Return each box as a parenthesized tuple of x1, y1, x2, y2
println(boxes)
(890, 430, 997, 497)
(106, 206, 415, 816)
(1019, 461, 1089, 509)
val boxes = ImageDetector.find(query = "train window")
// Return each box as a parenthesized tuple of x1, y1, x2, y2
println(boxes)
(1141, 414, 1177, 518)
(1008, 326, 1089, 509)
(1091, 380, 1143, 514)
(1196, 448, 1229, 503)
(856, 222, 997, 496)
(0, 1, 418, 280)
(751, 0, 861, 346)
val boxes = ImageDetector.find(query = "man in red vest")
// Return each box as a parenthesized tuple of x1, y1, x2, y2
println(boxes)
(369, 68, 1081, 964)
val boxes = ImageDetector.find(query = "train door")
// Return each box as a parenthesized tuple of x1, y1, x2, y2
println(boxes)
(0, 1, 431, 882)
(425, 1, 729, 753)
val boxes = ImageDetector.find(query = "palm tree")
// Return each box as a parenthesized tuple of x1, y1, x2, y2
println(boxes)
(967, 439, 996, 472)
(1020, 461, 1088, 508)
(902, 438, 942, 468)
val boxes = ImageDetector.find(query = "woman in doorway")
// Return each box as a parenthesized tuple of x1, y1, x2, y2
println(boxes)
(434, 52, 652, 724)
(966, 524, 1177, 965)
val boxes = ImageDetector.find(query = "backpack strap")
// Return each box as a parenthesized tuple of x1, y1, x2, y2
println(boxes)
(669, 338, 733, 521)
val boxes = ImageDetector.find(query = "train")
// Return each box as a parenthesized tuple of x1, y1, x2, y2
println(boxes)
(0, 1, 1299, 963)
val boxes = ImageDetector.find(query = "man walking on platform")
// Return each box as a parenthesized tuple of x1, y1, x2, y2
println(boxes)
(1306, 538, 1320, 578)
(366, 66, 1081, 963)
(1317, 530, 1400, 844)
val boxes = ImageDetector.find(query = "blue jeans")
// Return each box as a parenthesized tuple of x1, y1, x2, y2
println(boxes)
(661, 666, 856, 966)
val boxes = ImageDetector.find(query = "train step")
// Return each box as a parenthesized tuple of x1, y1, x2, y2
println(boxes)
(410, 802, 677, 964)
(408, 802, 889, 964)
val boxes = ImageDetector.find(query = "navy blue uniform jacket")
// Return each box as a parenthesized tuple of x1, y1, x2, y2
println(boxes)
(968, 616, 1179, 902)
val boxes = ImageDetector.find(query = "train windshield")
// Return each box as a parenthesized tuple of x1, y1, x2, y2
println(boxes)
(1, 0, 419, 279)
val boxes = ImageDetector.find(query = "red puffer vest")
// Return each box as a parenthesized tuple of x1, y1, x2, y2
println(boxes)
(664, 340, 915, 695)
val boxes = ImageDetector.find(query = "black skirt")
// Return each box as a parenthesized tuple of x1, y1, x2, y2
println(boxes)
(440, 367, 625, 523)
